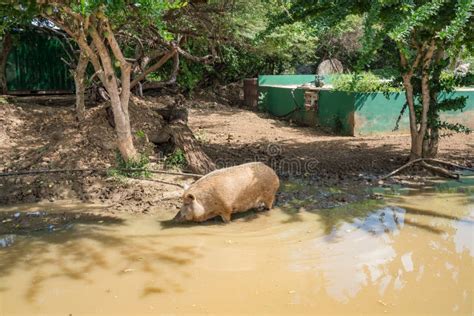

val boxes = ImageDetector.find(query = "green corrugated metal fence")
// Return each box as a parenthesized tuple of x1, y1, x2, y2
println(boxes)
(6, 30, 74, 92)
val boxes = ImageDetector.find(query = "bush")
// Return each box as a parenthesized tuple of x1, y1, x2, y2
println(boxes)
(332, 72, 401, 93)
(108, 151, 150, 178)
(165, 148, 187, 169)
(440, 71, 474, 88)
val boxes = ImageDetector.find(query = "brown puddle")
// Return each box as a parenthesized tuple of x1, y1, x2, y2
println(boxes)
(0, 193, 473, 315)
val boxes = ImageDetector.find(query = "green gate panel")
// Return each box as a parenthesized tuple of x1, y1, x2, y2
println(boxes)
(6, 30, 74, 92)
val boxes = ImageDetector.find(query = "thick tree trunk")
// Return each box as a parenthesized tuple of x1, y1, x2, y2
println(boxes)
(416, 42, 436, 159)
(165, 122, 216, 174)
(422, 48, 444, 159)
(0, 33, 12, 95)
(73, 51, 88, 121)
(158, 105, 216, 174)
(402, 75, 423, 160)
(422, 127, 439, 158)
(400, 41, 435, 161)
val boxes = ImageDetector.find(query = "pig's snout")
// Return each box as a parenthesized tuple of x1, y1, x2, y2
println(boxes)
(172, 210, 186, 222)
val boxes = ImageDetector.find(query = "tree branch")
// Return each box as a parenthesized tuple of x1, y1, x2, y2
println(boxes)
(130, 49, 177, 88)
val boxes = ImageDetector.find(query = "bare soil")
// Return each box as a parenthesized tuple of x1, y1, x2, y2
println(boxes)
(189, 106, 473, 179)
(1, 93, 473, 218)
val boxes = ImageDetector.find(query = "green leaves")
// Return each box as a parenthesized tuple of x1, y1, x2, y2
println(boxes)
(438, 0, 473, 41)
(332, 72, 402, 92)
(388, 0, 446, 43)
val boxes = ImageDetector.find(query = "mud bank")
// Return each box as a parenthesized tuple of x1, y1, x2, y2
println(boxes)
(1, 94, 473, 214)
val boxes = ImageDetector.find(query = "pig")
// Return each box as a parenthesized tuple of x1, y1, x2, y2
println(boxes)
(173, 162, 279, 223)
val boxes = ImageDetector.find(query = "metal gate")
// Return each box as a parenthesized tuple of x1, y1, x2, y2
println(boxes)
(6, 30, 74, 93)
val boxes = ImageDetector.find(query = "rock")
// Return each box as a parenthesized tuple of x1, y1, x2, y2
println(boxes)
(317, 59, 343, 76)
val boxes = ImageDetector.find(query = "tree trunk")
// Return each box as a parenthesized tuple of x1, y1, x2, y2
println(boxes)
(400, 41, 435, 161)
(165, 122, 216, 174)
(422, 48, 444, 159)
(402, 75, 423, 160)
(88, 23, 138, 162)
(43, 10, 138, 161)
(0, 33, 12, 95)
(416, 40, 436, 159)
(158, 105, 216, 174)
(73, 51, 88, 121)
(422, 126, 439, 158)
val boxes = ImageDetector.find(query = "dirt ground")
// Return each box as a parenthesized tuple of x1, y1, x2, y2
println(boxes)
(190, 106, 473, 177)
(1, 92, 473, 219)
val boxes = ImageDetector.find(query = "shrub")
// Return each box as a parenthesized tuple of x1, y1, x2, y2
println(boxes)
(332, 72, 401, 93)
(108, 151, 150, 178)
(165, 148, 187, 169)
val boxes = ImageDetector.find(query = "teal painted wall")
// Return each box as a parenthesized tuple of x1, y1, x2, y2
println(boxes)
(258, 74, 339, 86)
(353, 90, 474, 135)
(353, 92, 407, 135)
(258, 76, 474, 136)
(438, 91, 474, 132)
(318, 91, 355, 135)
(258, 86, 354, 135)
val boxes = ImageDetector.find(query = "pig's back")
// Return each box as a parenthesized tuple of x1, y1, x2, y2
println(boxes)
(188, 162, 278, 207)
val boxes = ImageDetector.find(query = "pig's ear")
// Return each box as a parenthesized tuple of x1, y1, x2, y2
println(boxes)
(183, 183, 191, 190)
(186, 193, 196, 201)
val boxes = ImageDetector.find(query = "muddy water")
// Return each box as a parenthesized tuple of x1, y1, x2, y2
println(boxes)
(0, 191, 473, 315)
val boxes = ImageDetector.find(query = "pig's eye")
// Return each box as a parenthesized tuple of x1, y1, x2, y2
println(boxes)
(186, 194, 195, 201)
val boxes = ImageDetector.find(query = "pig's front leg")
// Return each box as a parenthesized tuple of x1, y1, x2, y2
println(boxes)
(220, 208, 232, 223)
(220, 213, 231, 223)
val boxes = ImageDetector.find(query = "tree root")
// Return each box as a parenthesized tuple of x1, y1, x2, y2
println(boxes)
(380, 159, 422, 179)
(423, 158, 474, 171)
(381, 158, 463, 180)
(419, 161, 459, 179)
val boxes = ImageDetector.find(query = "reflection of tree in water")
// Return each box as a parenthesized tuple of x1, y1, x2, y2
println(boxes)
(280, 193, 471, 236)
(301, 196, 473, 305)
(0, 214, 201, 303)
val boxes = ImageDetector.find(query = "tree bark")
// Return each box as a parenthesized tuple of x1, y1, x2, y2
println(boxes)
(400, 47, 423, 161)
(422, 47, 444, 158)
(0, 32, 12, 95)
(418, 40, 436, 158)
(73, 51, 88, 121)
(403, 75, 423, 160)
(42, 9, 138, 161)
(89, 23, 137, 161)
(422, 127, 439, 158)
(158, 105, 216, 174)
(165, 122, 216, 174)
(399, 41, 435, 161)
